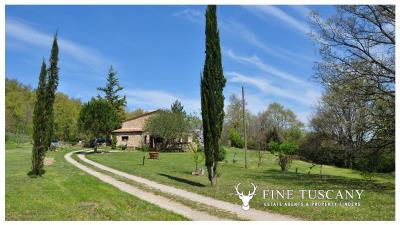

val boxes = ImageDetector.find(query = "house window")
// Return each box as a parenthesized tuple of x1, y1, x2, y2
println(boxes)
(122, 136, 129, 141)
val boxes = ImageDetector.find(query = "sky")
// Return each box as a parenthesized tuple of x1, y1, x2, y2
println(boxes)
(5, 5, 335, 125)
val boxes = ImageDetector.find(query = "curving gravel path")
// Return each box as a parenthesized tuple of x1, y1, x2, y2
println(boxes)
(65, 151, 223, 221)
(74, 151, 297, 221)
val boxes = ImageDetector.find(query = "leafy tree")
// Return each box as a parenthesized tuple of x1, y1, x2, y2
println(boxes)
(189, 141, 204, 172)
(31, 60, 49, 176)
(144, 110, 191, 151)
(222, 94, 253, 146)
(228, 129, 243, 148)
(310, 6, 395, 171)
(97, 65, 127, 120)
(53, 93, 82, 142)
(125, 108, 145, 119)
(254, 103, 303, 150)
(200, 5, 226, 186)
(5, 79, 34, 144)
(78, 98, 121, 152)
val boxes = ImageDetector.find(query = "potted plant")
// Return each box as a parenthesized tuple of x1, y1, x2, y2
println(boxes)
(149, 148, 159, 159)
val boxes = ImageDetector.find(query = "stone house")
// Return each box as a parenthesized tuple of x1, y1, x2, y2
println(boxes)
(112, 110, 159, 149)
(112, 110, 193, 149)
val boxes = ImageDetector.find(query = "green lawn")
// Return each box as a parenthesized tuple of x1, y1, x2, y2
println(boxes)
(87, 147, 395, 220)
(5, 142, 186, 220)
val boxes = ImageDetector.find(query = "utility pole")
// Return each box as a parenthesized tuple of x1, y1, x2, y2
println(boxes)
(242, 86, 248, 169)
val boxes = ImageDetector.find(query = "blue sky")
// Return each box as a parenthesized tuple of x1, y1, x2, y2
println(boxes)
(5, 5, 335, 125)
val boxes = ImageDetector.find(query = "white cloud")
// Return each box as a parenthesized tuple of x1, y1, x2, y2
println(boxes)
(125, 89, 200, 113)
(226, 71, 319, 107)
(289, 5, 312, 18)
(220, 21, 316, 65)
(225, 49, 308, 85)
(6, 18, 111, 74)
(173, 8, 203, 24)
(243, 5, 310, 35)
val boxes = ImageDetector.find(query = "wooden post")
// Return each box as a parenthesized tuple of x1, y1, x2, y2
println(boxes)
(242, 86, 248, 169)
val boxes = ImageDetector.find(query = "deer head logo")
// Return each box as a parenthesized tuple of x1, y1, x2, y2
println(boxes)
(234, 183, 257, 210)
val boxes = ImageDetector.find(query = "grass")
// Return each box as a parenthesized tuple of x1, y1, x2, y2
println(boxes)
(5, 142, 187, 220)
(87, 147, 395, 220)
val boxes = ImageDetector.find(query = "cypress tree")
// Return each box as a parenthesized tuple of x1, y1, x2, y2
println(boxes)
(30, 33, 59, 176)
(201, 5, 226, 186)
(45, 33, 59, 149)
(31, 60, 48, 176)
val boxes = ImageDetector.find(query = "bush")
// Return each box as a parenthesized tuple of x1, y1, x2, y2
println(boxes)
(111, 135, 117, 149)
(269, 141, 297, 172)
(217, 145, 226, 161)
(119, 144, 127, 150)
(229, 129, 244, 148)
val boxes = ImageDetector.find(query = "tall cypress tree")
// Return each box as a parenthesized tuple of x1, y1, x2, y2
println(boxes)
(97, 65, 126, 120)
(31, 60, 48, 176)
(31, 33, 59, 176)
(201, 5, 226, 186)
(45, 33, 59, 150)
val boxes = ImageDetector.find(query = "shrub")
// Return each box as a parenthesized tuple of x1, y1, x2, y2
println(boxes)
(217, 145, 226, 161)
(269, 141, 297, 172)
(229, 129, 243, 148)
(120, 144, 127, 150)
(111, 135, 117, 149)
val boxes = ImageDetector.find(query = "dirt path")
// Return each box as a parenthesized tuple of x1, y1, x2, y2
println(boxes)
(76, 151, 297, 221)
(65, 151, 223, 221)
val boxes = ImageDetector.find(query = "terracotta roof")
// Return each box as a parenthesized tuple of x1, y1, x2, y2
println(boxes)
(123, 109, 160, 122)
(112, 128, 143, 133)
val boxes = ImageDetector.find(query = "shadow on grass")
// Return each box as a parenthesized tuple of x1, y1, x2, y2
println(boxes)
(245, 169, 394, 191)
(27, 169, 46, 178)
(76, 150, 111, 155)
(158, 173, 206, 187)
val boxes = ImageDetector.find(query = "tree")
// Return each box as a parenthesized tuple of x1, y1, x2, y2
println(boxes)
(228, 129, 244, 148)
(78, 98, 121, 152)
(222, 93, 253, 147)
(254, 103, 303, 150)
(310, 5, 395, 169)
(189, 141, 204, 172)
(44, 33, 60, 151)
(5, 79, 34, 145)
(171, 100, 185, 114)
(299, 132, 334, 176)
(97, 65, 127, 120)
(311, 84, 371, 169)
(53, 93, 82, 142)
(144, 109, 192, 151)
(31, 60, 48, 176)
(125, 108, 145, 119)
(200, 5, 226, 186)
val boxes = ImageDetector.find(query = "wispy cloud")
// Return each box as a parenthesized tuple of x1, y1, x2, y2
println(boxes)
(220, 21, 316, 65)
(173, 8, 203, 24)
(6, 18, 111, 75)
(289, 5, 312, 18)
(226, 71, 319, 106)
(225, 49, 308, 85)
(243, 6, 310, 34)
(125, 89, 200, 113)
